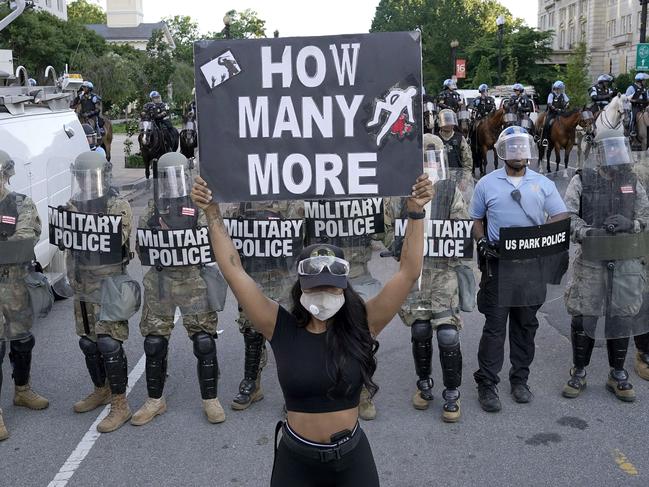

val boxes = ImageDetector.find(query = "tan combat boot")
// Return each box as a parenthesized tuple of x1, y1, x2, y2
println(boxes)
(203, 398, 225, 424)
(14, 384, 49, 410)
(412, 390, 431, 410)
(606, 370, 636, 403)
(635, 353, 649, 381)
(131, 397, 167, 426)
(358, 386, 376, 421)
(74, 385, 111, 413)
(0, 409, 9, 441)
(97, 394, 132, 433)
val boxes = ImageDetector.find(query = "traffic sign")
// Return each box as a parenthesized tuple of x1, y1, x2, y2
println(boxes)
(636, 43, 649, 71)
(455, 59, 466, 79)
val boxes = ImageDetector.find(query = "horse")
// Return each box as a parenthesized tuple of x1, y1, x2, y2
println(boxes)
(472, 108, 505, 177)
(179, 113, 198, 160)
(577, 94, 631, 164)
(536, 109, 589, 174)
(76, 109, 114, 161)
(138, 120, 178, 179)
(635, 106, 649, 151)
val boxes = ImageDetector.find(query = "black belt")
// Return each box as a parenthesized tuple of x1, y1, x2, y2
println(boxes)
(274, 421, 362, 463)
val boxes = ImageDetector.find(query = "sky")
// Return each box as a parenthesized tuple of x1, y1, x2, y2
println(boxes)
(94, 0, 538, 37)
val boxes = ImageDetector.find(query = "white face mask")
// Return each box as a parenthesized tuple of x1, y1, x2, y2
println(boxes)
(300, 291, 345, 321)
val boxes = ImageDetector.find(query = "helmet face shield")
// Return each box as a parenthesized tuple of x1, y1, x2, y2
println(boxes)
(424, 149, 448, 184)
(438, 110, 457, 128)
(495, 133, 537, 162)
(158, 165, 191, 199)
(594, 137, 633, 167)
(71, 167, 106, 202)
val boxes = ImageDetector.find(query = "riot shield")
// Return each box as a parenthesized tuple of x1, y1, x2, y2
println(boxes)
(304, 198, 383, 300)
(565, 145, 649, 338)
(384, 152, 475, 326)
(135, 197, 228, 316)
(223, 201, 304, 309)
(503, 112, 518, 126)
(46, 160, 133, 306)
(497, 219, 570, 307)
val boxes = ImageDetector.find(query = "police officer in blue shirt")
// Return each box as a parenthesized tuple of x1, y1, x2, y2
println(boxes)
(469, 126, 568, 412)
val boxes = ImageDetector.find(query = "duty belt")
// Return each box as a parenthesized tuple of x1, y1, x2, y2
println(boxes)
(276, 421, 361, 463)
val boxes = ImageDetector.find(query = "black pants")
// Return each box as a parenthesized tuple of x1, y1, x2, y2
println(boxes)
(474, 264, 542, 386)
(636, 333, 649, 353)
(271, 423, 379, 487)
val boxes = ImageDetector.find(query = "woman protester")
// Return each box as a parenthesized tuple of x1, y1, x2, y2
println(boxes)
(191, 173, 432, 486)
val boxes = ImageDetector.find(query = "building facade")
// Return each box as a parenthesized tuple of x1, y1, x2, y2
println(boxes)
(32, 0, 68, 21)
(538, 0, 647, 80)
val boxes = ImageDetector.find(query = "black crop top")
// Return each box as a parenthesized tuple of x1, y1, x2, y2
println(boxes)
(270, 306, 363, 413)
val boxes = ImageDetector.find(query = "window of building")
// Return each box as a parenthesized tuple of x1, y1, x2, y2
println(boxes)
(607, 19, 616, 38)
(560, 29, 566, 48)
(627, 14, 633, 34)
(45, 0, 51, 7)
(560, 7, 566, 24)
(549, 12, 555, 28)
(580, 22, 587, 41)
(569, 25, 576, 46)
(540, 15, 547, 30)
(57, 0, 63, 10)
(569, 4, 576, 20)
(621, 16, 627, 34)
(579, 0, 587, 16)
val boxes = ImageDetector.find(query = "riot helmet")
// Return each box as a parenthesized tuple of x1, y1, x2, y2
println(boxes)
(495, 126, 537, 164)
(443, 79, 457, 90)
(553, 80, 565, 92)
(512, 83, 524, 94)
(438, 109, 458, 129)
(478, 83, 488, 94)
(28, 78, 37, 87)
(156, 152, 193, 200)
(82, 80, 94, 92)
(591, 129, 633, 168)
(635, 73, 649, 82)
(70, 151, 111, 202)
(149, 90, 162, 103)
(82, 123, 97, 149)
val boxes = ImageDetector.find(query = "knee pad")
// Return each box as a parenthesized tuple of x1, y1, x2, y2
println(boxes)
(10, 334, 35, 353)
(411, 320, 433, 342)
(97, 335, 122, 355)
(437, 325, 460, 349)
(144, 335, 168, 359)
(79, 336, 99, 356)
(192, 332, 215, 357)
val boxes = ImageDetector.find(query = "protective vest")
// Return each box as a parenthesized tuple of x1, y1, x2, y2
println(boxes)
(439, 90, 460, 111)
(630, 84, 648, 103)
(475, 97, 495, 117)
(152, 196, 199, 229)
(442, 132, 464, 168)
(551, 93, 568, 111)
(80, 94, 97, 114)
(0, 192, 22, 239)
(590, 85, 612, 105)
(579, 169, 637, 227)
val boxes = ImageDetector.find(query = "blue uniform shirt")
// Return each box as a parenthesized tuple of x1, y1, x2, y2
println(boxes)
(469, 167, 567, 242)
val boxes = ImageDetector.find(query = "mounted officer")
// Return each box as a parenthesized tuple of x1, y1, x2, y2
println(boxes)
(472, 84, 496, 120)
(542, 80, 570, 147)
(589, 74, 615, 114)
(438, 79, 462, 113)
(625, 73, 649, 141)
(70, 81, 105, 137)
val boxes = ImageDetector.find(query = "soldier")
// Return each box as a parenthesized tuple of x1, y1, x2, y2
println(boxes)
(304, 200, 383, 420)
(70, 81, 104, 136)
(438, 79, 462, 113)
(132, 152, 225, 425)
(589, 75, 615, 114)
(224, 200, 304, 412)
(384, 133, 472, 422)
(0, 150, 49, 441)
(437, 109, 473, 203)
(563, 130, 649, 402)
(67, 151, 136, 433)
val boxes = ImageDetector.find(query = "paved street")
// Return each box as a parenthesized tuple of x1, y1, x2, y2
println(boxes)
(2, 165, 649, 487)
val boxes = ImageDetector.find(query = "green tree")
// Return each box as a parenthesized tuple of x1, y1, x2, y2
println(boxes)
(142, 30, 175, 105)
(76, 51, 138, 111)
(68, 0, 106, 24)
(615, 70, 636, 94)
(503, 47, 518, 84)
(0, 6, 106, 78)
(564, 42, 590, 108)
(170, 60, 195, 111)
(163, 15, 200, 64)
(207, 9, 267, 39)
(472, 56, 493, 86)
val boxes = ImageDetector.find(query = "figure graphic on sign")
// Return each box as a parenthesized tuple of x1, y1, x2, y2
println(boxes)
(367, 86, 417, 146)
(200, 50, 242, 90)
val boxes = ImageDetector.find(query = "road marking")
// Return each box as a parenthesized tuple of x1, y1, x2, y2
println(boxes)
(613, 449, 639, 476)
(47, 354, 146, 487)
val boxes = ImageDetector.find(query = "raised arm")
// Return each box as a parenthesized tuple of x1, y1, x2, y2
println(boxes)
(191, 176, 278, 339)
(366, 174, 432, 336)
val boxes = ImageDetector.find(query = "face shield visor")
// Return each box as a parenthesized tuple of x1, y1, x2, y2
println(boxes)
(423, 149, 448, 184)
(438, 110, 458, 128)
(593, 137, 634, 168)
(495, 133, 538, 163)
(158, 165, 192, 199)
(71, 167, 106, 202)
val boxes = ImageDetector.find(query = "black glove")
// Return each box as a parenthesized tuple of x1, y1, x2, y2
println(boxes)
(477, 237, 499, 260)
(603, 214, 634, 234)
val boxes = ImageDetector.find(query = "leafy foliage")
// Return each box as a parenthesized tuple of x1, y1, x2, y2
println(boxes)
(163, 15, 200, 64)
(67, 0, 106, 25)
(564, 42, 590, 108)
(206, 9, 267, 39)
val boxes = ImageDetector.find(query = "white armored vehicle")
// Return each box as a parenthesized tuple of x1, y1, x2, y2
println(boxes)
(0, 1, 88, 286)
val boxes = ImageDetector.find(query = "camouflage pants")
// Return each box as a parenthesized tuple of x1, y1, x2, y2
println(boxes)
(398, 266, 462, 329)
(73, 299, 129, 342)
(140, 305, 218, 338)
(0, 273, 33, 341)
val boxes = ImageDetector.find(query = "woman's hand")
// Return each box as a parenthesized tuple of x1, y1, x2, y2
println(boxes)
(191, 176, 217, 214)
(406, 173, 433, 212)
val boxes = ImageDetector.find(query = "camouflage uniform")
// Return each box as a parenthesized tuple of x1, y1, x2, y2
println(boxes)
(562, 155, 649, 401)
(68, 195, 133, 342)
(384, 168, 470, 421)
(138, 200, 218, 339)
(224, 200, 304, 410)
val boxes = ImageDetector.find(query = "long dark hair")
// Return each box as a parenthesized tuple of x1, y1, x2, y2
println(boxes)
(290, 282, 380, 398)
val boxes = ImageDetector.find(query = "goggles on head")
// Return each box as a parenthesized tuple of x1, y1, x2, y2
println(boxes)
(297, 255, 350, 277)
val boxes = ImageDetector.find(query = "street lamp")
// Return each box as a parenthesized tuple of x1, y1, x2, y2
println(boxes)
(223, 13, 232, 39)
(496, 15, 505, 85)
(274, 30, 279, 38)
(450, 39, 459, 78)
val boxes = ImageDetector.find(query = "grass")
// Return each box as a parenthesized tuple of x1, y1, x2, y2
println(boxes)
(126, 153, 145, 168)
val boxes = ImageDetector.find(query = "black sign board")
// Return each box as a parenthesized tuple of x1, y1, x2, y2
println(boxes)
(194, 31, 423, 202)
(499, 219, 570, 260)
(396, 219, 474, 259)
(304, 198, 384, 238)
(136, 227, 214, 267)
